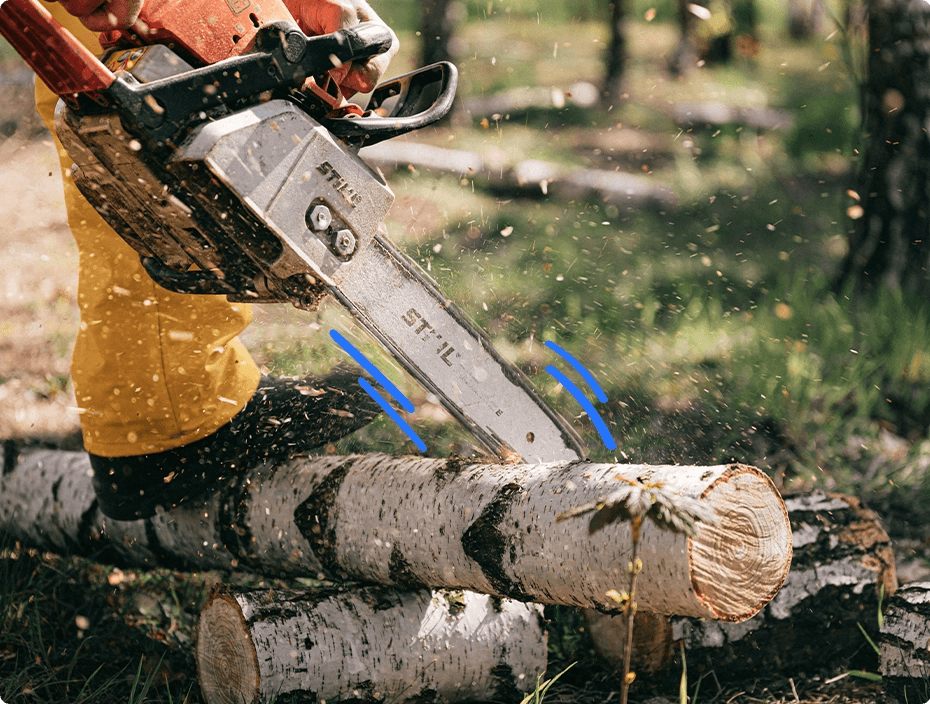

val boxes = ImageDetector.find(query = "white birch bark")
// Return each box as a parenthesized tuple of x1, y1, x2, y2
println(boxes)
(196, 585, 546, 704)
(0, 448, 791, 620)
(880, 582, 930, 704)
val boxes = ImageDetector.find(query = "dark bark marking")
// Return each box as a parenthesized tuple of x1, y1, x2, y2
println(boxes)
(432, 455, 469, 487)
(2, 440, 17, 476)
(294, 459, 353, 578)
(218, 472, 257, 570)
(490, 659, 522, 704)
(401, 688, 439, 704)
(355, 586, 406, 613)
(388, 544, 424, 589)
(462, 482, 532, 601)
(276, 690, 318, 703)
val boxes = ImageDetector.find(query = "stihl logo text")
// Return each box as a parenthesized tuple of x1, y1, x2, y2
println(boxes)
(401, 308, 458, 366)
(318, 162, 362, 207)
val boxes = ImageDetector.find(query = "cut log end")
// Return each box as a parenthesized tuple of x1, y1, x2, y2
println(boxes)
(196, 594, 260, 704)
(690, 466, 792, 621)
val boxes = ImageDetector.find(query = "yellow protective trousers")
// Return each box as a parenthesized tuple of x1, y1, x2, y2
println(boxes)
(35, 3, 261, 458)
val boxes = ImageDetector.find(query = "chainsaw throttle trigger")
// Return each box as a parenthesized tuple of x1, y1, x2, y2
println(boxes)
(324, 62, 458, 147)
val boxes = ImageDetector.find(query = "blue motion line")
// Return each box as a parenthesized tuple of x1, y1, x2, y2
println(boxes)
(357, 377, 427, 453)
(544, 340, 608, 402)
(545, 365, 617, 451)
(329, 329, 415, 413)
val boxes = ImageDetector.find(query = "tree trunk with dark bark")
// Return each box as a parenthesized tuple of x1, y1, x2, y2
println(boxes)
(585, 492, 896, 678)
(0, 448, 791, 620)
(420, 0, 459, 67)
(837, 0, 930, 297)
(787, 0, 825, 39)
(196, 585, 547, 704)
(669, 0, 700, 75)
(602, 0, 628, 108)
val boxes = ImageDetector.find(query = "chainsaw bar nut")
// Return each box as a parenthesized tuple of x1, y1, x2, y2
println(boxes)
(334, 229, 357, 257)
(308, 204, 333, 232)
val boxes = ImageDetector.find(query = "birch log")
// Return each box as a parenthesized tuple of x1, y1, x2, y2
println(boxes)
(0, 448, 791, 619)
(196, 585, 546, 704)
(585, 491, 896, 678)
(880, 582, 930, 704)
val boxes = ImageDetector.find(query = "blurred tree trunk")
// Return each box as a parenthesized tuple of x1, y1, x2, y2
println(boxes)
(787, 0, 825, 39)
(670, 0, 699, 74)
(837, 0, 930, 297)
(420, 0, 458, 66)
(602, 0, 628, 107)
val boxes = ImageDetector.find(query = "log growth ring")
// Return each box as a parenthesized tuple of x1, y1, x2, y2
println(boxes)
(690, 465, 792, 621)
(196, 594, 260, 704)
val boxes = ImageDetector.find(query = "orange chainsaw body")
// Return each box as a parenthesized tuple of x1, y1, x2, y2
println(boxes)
(100, 0, 296, 65)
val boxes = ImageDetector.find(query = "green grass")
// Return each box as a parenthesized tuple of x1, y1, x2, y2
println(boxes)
(0, 546, 206, 703)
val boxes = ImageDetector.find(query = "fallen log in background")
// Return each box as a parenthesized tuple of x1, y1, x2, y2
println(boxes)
(459, 82, 601, 118)
(197, 585, 546, 704)
(880, 582, 930, 704)
(585, 492, 896, 679)
(0, 449, 791, 619)
(360, 140, 677, 210)
(671, 101, 796, 132)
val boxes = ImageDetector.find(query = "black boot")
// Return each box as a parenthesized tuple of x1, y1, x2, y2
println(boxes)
(90, 364, 382, 520)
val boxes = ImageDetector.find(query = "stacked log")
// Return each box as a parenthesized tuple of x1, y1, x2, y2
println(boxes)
(197, 586, 546, 704)
(880, 582, 930, 704)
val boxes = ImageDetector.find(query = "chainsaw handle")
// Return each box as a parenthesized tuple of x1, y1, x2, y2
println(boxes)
(0, 0, 113, 100)
(325, 62, 458, 147)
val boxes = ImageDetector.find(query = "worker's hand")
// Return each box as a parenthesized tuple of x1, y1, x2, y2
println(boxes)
(283, 0, 399, 97)
(54, 0, 144, 31)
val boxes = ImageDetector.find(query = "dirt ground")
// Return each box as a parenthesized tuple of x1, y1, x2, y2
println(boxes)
(0, 133, 83, 447)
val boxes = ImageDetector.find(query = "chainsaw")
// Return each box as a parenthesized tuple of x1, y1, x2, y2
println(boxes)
(0, 0, 585, 463)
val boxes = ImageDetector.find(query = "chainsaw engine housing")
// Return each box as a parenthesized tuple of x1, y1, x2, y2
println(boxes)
(57, 97, 395, 309)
